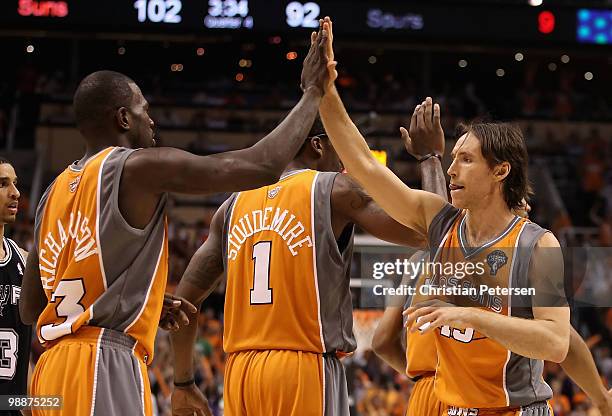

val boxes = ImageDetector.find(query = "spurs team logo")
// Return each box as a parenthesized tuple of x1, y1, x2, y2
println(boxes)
(69, 176, 81, 193)
(486, 250, 508, 276)
(267, 186, 281, 199)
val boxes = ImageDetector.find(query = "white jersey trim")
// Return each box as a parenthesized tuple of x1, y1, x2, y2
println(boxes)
(89, 328, 104, 416)
(124, 231, 165, 333)
(96, 148, 116, 291)
(6, 238, 25, 266)
(502, 220, 528, 407)
(310, 172, 326, 352)
(0, 238, 12, 267)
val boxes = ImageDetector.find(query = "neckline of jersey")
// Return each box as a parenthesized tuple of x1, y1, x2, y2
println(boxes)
(68, 147, 113, 173)
(279, 169, 310, 181)
(0, 238, 12, 267)
(458, 214, 521, 258)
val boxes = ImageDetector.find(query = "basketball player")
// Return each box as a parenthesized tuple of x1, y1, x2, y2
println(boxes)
(167, 114, 450, 416)
(320, 17, 569, 415)
(0, 158, 31, 416)
(19, 25, 331, 416)
(374, 101, 612, 416)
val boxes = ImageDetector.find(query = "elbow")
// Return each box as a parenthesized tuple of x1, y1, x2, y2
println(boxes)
(548, 337, 570, 363)
(371, 334, 392, 360)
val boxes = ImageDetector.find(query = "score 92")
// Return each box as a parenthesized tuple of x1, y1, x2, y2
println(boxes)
(134, 0, 182, 23)
(286, 1, 320, 28)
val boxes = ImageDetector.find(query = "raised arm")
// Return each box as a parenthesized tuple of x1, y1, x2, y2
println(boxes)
(332, 174, 425, 247)
(319, 18, 445, 235)
(331, 106, 449, 246)
(170, 202, 227, 416)
(126, 27, 329, 196)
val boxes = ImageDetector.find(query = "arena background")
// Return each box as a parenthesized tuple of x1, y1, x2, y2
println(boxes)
(1, 0, 611, 414)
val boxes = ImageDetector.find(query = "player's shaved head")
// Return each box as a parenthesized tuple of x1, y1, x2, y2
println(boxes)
(73, 70, 136, 131)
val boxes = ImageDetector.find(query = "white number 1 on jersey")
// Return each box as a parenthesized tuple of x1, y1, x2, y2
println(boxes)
(250, 241, 273, 304)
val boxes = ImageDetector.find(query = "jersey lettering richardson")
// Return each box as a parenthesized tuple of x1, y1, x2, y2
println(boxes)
(38, 210, 97, 290)
(34, 147, 169, 360)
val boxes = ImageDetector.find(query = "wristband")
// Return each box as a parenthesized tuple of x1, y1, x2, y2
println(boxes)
(416, 153, 442, 163)
(174, 379, 195, 387)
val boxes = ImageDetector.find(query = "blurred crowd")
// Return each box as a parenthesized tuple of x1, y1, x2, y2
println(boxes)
(2, 46, 612, 148)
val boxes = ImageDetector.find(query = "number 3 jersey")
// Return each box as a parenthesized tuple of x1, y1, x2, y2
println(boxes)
(222, 169, 357, 355)
(0, 237, 31, 395)
(34, 147, 168, 361)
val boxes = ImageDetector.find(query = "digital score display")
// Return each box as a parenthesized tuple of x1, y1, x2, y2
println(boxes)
(204, 0, 253, 29)
(0, 0, 583, 46)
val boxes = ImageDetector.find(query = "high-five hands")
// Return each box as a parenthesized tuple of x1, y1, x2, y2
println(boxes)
(322, 16, 337, 92)
(300, 17, 331, 95)
(400, 97, 445, 159)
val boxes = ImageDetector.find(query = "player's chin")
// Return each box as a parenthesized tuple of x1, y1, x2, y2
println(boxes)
(450, 194, 467, 208)
(1, 214, 16, 224)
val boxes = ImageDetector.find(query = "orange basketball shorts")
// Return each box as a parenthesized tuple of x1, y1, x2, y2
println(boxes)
(30, 327, 152, 416)
(224, 349, 350, 416)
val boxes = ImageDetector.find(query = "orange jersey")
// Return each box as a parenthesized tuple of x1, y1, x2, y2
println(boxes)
(403, 252, 438, 379)
(34, 147, 168, 361)
(405, 301, 438, 378)
(425, 204, 552, 409)
(223, 170, 356, 354)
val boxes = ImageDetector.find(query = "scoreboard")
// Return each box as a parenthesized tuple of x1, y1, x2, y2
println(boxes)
(1, 0, 610, 45)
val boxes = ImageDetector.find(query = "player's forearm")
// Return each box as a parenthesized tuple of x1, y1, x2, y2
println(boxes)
(321, 87, 439, 233)
(372, 307, 407, 374)
(181, 238, 225, 297)
(20, 252, 46, 325)
(420, 157, 448, 202)
(170, 304, 201, 383)
(320, 86, 379, 179)
(561, 326, 609, 406)
(469, 308, 569, 362)
(170, 278, 214, 383)
(235, 86, 323, 180)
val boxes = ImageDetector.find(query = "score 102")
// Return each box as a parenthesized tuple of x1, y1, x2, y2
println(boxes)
(134, 0, 182, 23)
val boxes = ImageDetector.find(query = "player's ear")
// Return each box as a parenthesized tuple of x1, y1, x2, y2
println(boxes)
(311, 136, 324, 157)
(494, 161, 510, 182)
(116, 107, 130, 131)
